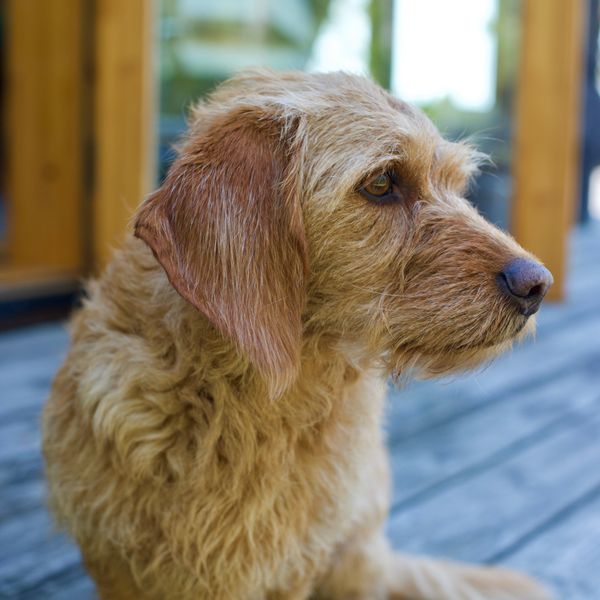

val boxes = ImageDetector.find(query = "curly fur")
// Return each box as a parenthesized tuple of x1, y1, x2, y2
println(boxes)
(43, 70, 552, 599)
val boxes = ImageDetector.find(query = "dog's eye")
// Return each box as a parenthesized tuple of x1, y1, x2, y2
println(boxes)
(359, 172, 400, 202)
(363, 173, 391, 196)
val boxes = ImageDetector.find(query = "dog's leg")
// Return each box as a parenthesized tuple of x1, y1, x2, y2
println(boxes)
(314, 532, 392, 600)
(386, 553, 555, 600)
(267, 581, 315, 600)
(316, 533, 553, 600)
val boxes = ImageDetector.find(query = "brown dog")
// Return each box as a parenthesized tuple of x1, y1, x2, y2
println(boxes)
(43, 70, 554, 599)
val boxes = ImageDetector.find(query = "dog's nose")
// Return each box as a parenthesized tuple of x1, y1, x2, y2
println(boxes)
(497, 258, 553, 317)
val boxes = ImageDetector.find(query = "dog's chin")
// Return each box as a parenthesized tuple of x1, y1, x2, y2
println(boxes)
(388, 314, 536, 380)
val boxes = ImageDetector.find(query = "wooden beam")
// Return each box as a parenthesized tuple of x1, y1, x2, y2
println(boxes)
(93, 0, 156, 269)
(512, 0, 586, 300)
(5, 0, 85, 272)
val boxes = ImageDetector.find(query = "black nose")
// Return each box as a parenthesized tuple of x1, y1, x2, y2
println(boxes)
(497, 258, 553, 317)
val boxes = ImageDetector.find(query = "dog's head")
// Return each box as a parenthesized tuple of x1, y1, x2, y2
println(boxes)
(135, 70, 552, 389)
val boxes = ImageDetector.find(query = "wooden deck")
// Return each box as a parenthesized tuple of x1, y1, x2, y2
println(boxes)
(1, 223, 599, 599)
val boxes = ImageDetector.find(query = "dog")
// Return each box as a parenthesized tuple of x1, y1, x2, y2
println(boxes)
(43, 70, 554, 599)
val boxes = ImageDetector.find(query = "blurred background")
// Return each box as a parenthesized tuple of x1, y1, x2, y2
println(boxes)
(1, 1, 599, 599)
(1, 0, 597, 316)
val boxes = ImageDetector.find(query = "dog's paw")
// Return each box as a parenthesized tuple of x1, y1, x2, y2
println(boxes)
(462, 565, 555, 600)
(389, 555, 555, 600)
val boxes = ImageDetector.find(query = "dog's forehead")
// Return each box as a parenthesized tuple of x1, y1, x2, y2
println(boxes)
(207, 71, 478, 187)
(296, 75, 444, 160)
(284, 75, 447, 181)
(291, 73, 437, 134)
(220, 69, 437, 135)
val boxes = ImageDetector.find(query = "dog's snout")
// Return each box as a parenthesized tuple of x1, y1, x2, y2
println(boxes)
(497, 258, 553, 317)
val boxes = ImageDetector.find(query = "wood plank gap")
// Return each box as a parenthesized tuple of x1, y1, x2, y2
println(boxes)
(390, 410, 586, 514)
(4, 560, 85, 599)
(486, 477, 600, 564)
(389, 350, 600, 443)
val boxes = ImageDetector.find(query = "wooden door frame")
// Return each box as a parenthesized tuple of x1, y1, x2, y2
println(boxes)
(2, 0, 155, 301)
(2, 0, 87, 297)
(512, 0, 587, 300)
(93, 0, 156, 269)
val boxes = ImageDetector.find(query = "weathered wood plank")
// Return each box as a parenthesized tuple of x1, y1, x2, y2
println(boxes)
(17, 566, 95, 600)
(387, 396, 600, 574)
(0, 420, 40, 465)
(0, 521, 85, 599)
(0, 479, 45, 522)
(0, 361, 59, 398)
(0, 365, 61, 426)
(389, 368, 600, 508)
(386, 310, 600, 440)
(0, 357, 62, 395)
(500, 488, 600, 600)
(0, 510, 51, 564)
(0, 458, 41, 505)
(0, 392, 48, 426)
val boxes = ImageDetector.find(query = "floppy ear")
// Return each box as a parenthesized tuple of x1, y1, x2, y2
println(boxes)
(134, 107, 307, 387)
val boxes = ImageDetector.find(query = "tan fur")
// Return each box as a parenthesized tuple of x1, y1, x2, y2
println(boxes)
(43, 70, 553, 599)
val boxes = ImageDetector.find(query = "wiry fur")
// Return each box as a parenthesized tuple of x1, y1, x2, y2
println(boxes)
(43, 70, 552, 599)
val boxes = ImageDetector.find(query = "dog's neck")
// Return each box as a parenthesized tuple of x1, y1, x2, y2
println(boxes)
(188, 314, 374, 428)
(101, 237, 380, 430)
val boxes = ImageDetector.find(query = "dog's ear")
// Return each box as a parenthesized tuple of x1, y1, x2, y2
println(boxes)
(134, 107, 307, 389)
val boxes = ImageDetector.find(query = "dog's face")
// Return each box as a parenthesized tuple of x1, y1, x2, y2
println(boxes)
(135, 70, 552, 388)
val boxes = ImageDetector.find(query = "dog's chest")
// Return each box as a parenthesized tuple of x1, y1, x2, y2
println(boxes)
(250, 373, 390, 587)
(132, 368, 390, 597)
